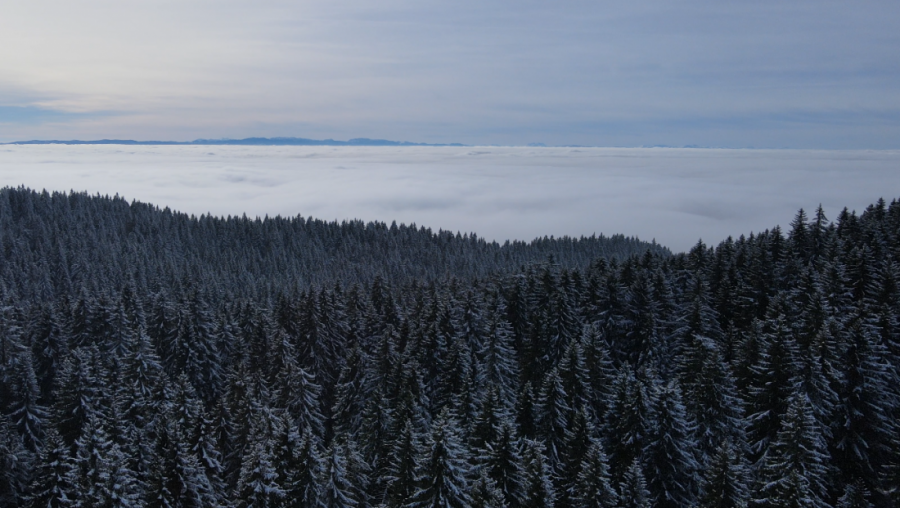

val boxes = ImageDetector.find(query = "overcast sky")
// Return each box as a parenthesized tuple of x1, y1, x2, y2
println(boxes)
(1, 1, 899, 147)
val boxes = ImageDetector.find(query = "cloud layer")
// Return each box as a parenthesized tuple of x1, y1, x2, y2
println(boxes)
(1, 145, 897, 251)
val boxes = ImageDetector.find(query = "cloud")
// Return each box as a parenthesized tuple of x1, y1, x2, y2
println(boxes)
(0, 106, 109, 125)
(1, 145, 898, 252)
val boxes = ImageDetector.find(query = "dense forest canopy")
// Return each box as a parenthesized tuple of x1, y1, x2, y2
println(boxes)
(0, 187, 667, 300)
(1, 186, 899, 508)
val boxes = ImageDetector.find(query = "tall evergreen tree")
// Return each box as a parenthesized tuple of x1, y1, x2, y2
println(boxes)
(235, 424, 284, 508)
(470, 469, 510, 508)
(755, 393, 830, 508)
(319, 441, 360, 508)
(26, 428, 74, 508)
(604, 366, 653, 483)
(484, 422, 525, 508)
(9, 349, 49, 452)
(405, 409, 471, 508)
(520, 439, 556, 508)
(618, 459, 651, 508)
(679, 334, 745, 463)
(0, 415, 30, 507)
(146, 418, 220, 508)
(570, 441, 617, 508)
(832, 320, 896, 502)
(535, 368, 571, 471)
(698, 440, 749, 508)
(383, 419, 422, 507)
(643, 379, 700, 508)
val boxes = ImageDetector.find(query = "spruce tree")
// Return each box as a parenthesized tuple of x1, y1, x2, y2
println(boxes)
(478, 297, 520, 407)
(146, 418, 219, 508)
(570, 441, 617, 508)
(405, 408, 471, 508)
(383, 419, 422, 507)
(643, 379, 700, 508)
(535, 368, 571, 471)
(470, 470, 509, 508)
(9, 350, 49, 452)
(331, 344, 368, 439)
(604, 366, 652, 483)
(290, 428, 324, 508)
(832, 320, 896, 501)
(679, 334, 745, 461)
(277, 355, 326, 439)
(618, 459, 651, 508)
(698, 440, 749, 508)
(484, 422, 525, 508)
(319, 441, 360, 508)
(235, 434, 285, 508)
(755, 392, 830, 508)
(0, 415, 30, 507)
(836, 481, 873, 508)
(67, 414, 139, 508)
(745, 308, 800, 464)
(520, 439, 555, 508)
(53, 347, 102, 450)
(27, 428, 74, 508)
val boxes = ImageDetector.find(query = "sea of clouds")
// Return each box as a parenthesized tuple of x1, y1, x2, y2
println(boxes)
(1, 144, 898, 252)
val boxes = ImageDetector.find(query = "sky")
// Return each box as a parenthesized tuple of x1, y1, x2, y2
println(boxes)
(1, 1, 899, 147)
(2, 145, 898, 252)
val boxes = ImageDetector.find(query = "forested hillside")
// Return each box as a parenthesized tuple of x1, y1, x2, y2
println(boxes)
(0, 187, 666, 300)
(1, 187, 899, 507)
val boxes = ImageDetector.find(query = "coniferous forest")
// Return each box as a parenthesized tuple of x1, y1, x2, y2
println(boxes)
(2, 186, 900, 508)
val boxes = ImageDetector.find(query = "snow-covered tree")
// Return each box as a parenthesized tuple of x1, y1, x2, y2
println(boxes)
(754, 392, 830, 508)
(698, 440, 749, 508)
(570, 441, 617, 508)
(405, 408, 471, 508)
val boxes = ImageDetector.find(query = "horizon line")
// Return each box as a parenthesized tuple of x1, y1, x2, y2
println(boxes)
(4, 136, 894, 150)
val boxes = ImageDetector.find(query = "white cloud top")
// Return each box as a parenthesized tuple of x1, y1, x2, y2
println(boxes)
(1, 145, 897, 251)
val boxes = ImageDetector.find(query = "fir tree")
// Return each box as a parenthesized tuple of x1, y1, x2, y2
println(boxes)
(604, 366, 652, 483)
(535, 368, 571, 471)
(618, 459, 651, 508)
(679, 334, 745, 460)
(53, 347, 103, 450)
(470, 470, 509, 508)
(755, 393, 830, 508)
(146, 419, 219, 508)
(405, 408, 471, 508)
(520, 439, 555, 508)
(580, 324, 615, 424)
(698, 440, 749, 508)
(383, 419, 422, 507)
(745, 308, 800, 464)
(277, 354, 326, 439)
(289, 428, 324, 508)
(0, 415, 30, 507)
(9, 349, 49, 452)
(484, 422, 525, 508)
(832, 320, 896, 501)
(67, 414, 136, 508)
(319, 441, 360, 508)
(26, 428, 74, 508)
(478, 297, 520, 407)
(331, 344, 368, 439)
(235, 431, 285, 508)
(836, 481, 873, 508)
(570, 441, 617, 508)
(643, 379, 700, 508)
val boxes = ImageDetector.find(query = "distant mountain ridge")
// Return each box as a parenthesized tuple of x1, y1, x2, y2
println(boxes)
(5, 136, 466, 146)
